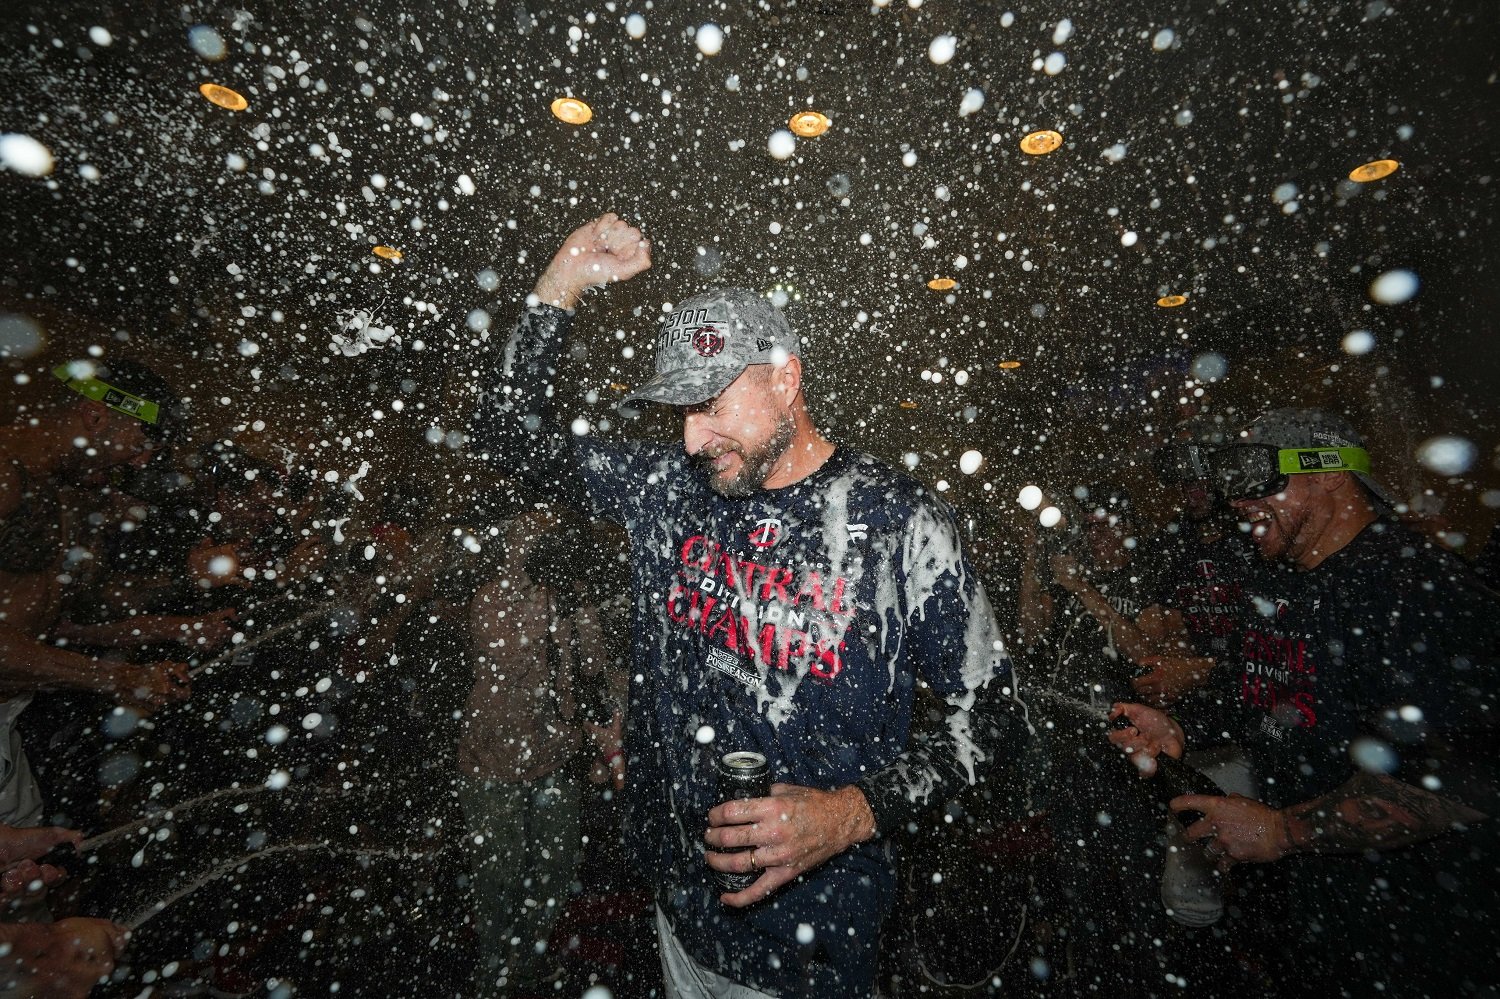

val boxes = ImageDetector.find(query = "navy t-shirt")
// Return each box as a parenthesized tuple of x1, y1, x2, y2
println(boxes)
(1188, 519, 1499, 988)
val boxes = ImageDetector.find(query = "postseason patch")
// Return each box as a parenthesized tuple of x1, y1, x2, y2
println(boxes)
(706, 646, 758, 690)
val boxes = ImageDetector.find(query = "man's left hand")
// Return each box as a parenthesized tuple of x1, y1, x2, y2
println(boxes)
(1174, 793, 1293, 871)
(704, 784, 875, 908)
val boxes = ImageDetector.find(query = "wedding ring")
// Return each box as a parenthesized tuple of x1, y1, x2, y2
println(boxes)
(750, 849, 760, 872)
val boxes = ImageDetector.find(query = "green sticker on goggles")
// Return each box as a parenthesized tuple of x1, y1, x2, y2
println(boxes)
(1277, 446, 1371, 476)
(52, 364, 161, 425)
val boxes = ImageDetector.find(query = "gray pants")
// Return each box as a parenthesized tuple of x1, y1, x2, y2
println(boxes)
(655, 905, 778, 999)
(458, 772, 583, 996)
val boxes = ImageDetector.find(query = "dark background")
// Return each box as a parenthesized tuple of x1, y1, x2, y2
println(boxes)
(3, 0, 1498, 535)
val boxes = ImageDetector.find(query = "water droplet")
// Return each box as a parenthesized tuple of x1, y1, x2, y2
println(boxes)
(1415, 436, 1476, 476)
(1369, 268, 1419, 305)
(188, 25, 225, 60)
(928, 34, 957, 65)
(0, 134, 54, 177)
(695, 23, 724, 56)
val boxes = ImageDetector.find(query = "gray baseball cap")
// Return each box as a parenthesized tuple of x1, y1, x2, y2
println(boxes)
(1241, 407, 1398, 509)
(622, 287, 800, 407)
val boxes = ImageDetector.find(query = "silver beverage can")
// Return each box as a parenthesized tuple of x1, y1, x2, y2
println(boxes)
(713, 751, 770, 893)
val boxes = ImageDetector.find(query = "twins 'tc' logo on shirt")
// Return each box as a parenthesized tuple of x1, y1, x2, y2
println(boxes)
(692, 326, 726, 357)
(749, 517, 782, 549)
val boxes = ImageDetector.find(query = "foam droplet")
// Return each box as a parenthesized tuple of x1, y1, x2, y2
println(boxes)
(695, 23, 724, 56)
(0, 134, 54, 177)
(928, 35, 957, 65)
(1369, 269, 1419, 305)
(1415, 436, 1476, 476)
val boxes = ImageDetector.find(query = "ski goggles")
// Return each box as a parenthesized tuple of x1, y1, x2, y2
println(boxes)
(1153, 441, 1214, 484)
(1206, 444, 1373, 501)
(52, 363, 165, 435)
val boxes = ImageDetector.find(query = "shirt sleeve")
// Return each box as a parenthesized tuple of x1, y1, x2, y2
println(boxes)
(469, 303, 667, 527)
(854, 497, 1030, 836)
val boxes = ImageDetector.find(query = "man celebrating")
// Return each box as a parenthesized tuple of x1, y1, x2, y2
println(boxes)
(0, 359, 192, 827)
(473, 214, 1027, 997)
(1110, 409, 1497, 992)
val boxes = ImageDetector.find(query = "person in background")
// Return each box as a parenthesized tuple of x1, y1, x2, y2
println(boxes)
(456, 510, 624, 997)
(1111, 408, 1499, 993)
(0, 359, 191, 829)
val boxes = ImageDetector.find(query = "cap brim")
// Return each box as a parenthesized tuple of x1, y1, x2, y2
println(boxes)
(1355, 472, 1398, 511)
(621, 364, 742, 408)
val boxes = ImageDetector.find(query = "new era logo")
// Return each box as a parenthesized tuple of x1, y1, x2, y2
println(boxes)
(755, 338, 774, 352)
(1298, 450, 1342, 470)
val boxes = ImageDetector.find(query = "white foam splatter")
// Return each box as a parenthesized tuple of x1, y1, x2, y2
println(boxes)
(1341, 330, 1376, 355)
(928, 35, 957, 65)
(0, 134, 54, 177)
(958, 88, 985, 117)
(1153, 28, 1176, 51)
(625, 14, 646, 39)
(695, 23, 724, 56)
(1415, 436, 1476, 476)
(1369, 269, 1419, 305)
(768, 129, 796, 160)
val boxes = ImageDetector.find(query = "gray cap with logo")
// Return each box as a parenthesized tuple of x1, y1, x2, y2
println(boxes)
(622, 287, 800, 407)
(1241, 407, 1398, 508)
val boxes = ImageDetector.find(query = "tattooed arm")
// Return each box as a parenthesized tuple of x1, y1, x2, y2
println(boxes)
(1282, 772, 1487, 855)
(1174, 772, 1487, 869)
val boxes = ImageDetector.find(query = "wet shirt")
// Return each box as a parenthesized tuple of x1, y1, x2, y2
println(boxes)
(1194, 520, 1499, 984)
(473, 304, 1026, 997)
(1151, 525, 1265, 658)
(1209, 520, 1498, 807)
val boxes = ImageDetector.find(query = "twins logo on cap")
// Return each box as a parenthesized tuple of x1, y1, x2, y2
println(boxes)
(623, 287, 802, 409)
(691, 326, 726, 358)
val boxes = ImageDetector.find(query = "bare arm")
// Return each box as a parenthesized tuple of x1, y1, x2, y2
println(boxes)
(0, 622, 189, 709)
(1015, 544, 1055, 646)
(1283, 772, 1486, 855)
(1171, 771, 1488, 871)
(53, 609, 238, 651)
